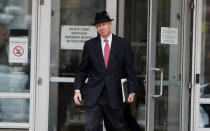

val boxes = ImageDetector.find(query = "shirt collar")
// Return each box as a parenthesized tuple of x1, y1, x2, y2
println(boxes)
(100, 33, 112, 44)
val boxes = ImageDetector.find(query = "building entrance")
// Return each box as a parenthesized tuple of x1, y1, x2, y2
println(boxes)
(47, 0, 147, 130)
(36, 0, 192, 131)
(0, 0, 196, 131)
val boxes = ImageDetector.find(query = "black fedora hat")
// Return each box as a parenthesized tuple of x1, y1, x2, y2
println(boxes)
(92, 11, 114, 25)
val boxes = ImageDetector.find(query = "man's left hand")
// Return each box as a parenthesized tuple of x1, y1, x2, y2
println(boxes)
(127, 93, 135, 103)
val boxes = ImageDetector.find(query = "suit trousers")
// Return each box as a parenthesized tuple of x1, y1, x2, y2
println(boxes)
(85, 86, 126, 131)
(125, 104, 142, 131)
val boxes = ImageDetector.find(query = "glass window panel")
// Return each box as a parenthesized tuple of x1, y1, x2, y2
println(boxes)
(124, 0, 147, 76)
(200, 104, 210, 128)
(50, 0, 106, 77)
(200, 0, 210, 98)
(49, 1, 106, 130)
(49, 83, 86, 131)
(0, 0, 32, 93)
(0, 99, 29, 123)
(123, 0, 147, 130)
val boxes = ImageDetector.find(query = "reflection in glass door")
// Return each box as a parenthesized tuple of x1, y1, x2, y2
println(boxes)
(0, 0, 36, 131)
(147, 0, 190, 131)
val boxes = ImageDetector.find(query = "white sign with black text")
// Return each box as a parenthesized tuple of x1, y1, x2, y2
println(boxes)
(161, 27, 178, 45)
(61, 25, 97, 50)
(9, 37, 28, 64)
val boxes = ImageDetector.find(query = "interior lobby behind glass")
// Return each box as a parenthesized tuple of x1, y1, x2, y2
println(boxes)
(122, 0, 147, 130)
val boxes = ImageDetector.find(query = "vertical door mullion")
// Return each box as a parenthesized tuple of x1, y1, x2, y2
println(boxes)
(35, 0, 51, 130)
(191, 0, 203, 130)
(146, 0, 158, 130)
(106, 0, 117, 34)
(196, 0, 203, 130)
(117, 0, 125, 37)
(30, 0, 39, 130)
(190, 0, 197, 130)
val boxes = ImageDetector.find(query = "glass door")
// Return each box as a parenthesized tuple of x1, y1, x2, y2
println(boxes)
(47, 0, 116, 131)
(0, 0, 37, 131)
(146, 0, 190, 130)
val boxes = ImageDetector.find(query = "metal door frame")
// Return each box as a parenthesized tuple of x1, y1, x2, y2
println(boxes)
(146, 0, 157, 130)
(35, 0, 51, 130)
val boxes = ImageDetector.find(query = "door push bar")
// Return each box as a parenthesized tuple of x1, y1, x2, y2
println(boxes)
(150, 68, 163, 98)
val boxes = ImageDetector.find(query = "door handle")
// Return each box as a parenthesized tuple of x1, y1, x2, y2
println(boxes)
(38, 77, 43, 85)
(150, 68, 163, 98)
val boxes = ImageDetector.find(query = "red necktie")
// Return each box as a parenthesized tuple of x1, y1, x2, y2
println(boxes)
(104, 39, 110, 68)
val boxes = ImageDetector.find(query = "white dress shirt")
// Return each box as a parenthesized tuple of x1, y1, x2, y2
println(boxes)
(100, 33, 112, 56)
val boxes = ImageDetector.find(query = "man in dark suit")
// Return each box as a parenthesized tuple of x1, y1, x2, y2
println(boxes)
(73, 11, 137, 131)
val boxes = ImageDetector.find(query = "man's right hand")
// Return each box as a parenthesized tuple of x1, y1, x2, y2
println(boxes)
(74, 91, 82, 106)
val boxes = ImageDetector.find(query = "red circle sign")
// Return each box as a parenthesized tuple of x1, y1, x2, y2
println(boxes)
(13, 46, 24, 57)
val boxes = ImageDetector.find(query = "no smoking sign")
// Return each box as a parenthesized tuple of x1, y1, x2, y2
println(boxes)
(9, 37, 28, 64)
(13, 46, 24, 57)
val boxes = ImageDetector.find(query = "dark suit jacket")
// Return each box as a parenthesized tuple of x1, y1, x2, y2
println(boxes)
(74, 34, 137, 109)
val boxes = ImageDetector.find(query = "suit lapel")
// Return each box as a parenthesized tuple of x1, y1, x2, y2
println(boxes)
(107, 35, 118, 70)
(95, 36, 106, 69)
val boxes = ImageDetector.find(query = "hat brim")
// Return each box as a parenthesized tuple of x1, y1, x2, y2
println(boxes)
(92, 19, 114, 25)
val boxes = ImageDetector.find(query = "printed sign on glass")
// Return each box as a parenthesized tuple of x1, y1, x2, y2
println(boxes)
(161, 27, 178, 45)
(9, 37, 28, 64)
(61, 25, 97, 50)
